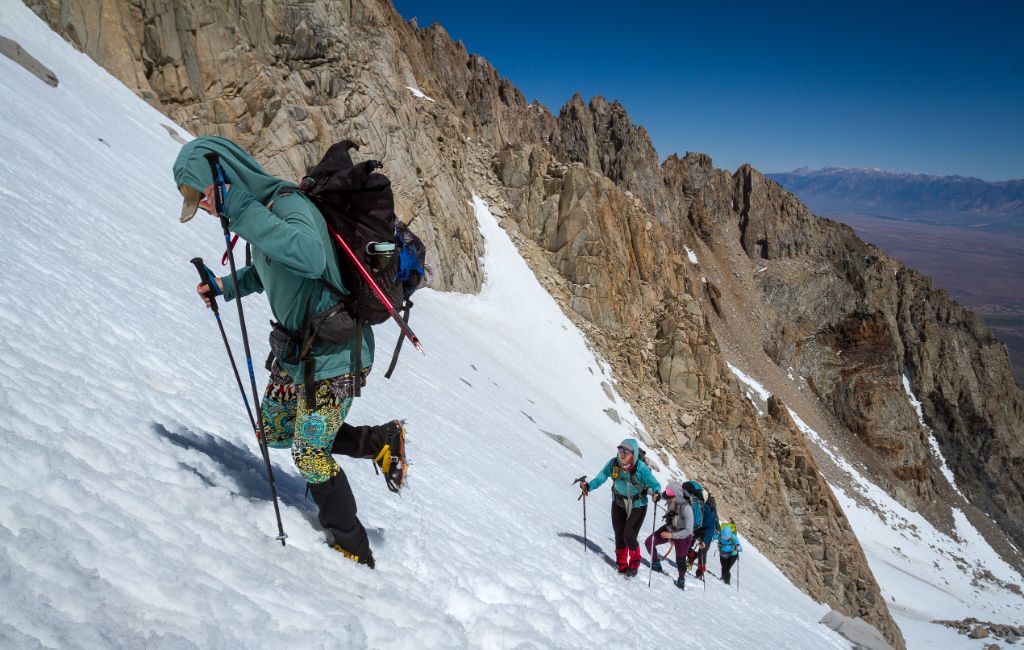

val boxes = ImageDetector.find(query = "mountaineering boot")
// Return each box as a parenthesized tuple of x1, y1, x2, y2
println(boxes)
(331, 420, 409, 493)
(675, 576, 686, 590)
(615, 547, 629, 573)
(373, 420, 408, 493)
(651, 559, 663, 573)
(309, 473, 375, 568)
(723, 575, 731, 585)
(326, 528, 375, 569)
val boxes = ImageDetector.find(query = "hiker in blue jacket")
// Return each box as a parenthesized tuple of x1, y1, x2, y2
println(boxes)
(578, 439, 661, 577)
(689, 494, 719, 579)
(718, 521, 743, 585)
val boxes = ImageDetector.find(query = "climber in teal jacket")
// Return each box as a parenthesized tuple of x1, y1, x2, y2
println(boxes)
(174, 136, 389, 567)
(579, 438, 661, 576)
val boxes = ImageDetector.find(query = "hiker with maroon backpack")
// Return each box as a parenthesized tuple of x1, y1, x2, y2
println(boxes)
(578, 439, 661, 577)
(175, 136, 414, 567)
(644, 481, 694, 590)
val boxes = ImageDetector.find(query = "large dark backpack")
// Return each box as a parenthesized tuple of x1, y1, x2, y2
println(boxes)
(267, 140, 427, 398)
(299, 140, 426, 327)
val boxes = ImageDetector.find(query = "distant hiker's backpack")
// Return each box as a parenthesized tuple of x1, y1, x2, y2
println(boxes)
(682, 480, 705, 528)
(681, 479, 705, 502)
(719, 522, 740, 555)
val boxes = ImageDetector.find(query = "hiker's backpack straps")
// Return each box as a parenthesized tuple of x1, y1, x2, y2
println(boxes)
(611, 458, 650, 504)
(384, 298, 412, 379)
(690, 493, 704, 529)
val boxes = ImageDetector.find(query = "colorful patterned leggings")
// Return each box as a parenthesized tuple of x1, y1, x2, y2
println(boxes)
(260, 367, 363, 484)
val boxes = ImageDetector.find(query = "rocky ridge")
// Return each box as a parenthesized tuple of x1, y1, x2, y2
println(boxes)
(25, 0, 1024, 646)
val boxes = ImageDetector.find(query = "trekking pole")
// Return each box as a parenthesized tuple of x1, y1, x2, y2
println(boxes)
(325, 223, 423, 352)
(205, 153, 288, 547)
(190, 257, 258, 435)
(702, 541, 708, 591)
(647, 500, 658, 588)
(572, 476, 587, 552)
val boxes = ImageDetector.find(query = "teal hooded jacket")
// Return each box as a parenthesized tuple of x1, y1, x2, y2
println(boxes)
(586, 438, 661, 508)
(174, 136, 374, 382)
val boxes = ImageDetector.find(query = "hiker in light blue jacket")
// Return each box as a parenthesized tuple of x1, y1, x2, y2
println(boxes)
(578, 439, 661, 577)
(718, 521, 743, 585)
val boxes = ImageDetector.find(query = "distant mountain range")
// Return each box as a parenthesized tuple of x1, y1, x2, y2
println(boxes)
(769, 166, 1024, 385)
(767, 167, 1024, 230)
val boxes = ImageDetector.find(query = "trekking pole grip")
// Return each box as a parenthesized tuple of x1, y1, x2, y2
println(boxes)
(190, 257, 219, 313)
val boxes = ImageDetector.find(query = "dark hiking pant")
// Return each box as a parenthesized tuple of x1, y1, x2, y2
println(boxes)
(721, 554, 739, 583)
(687, 528, 710, 572)
(611, 502, 647, 549)
(331, 421, 396, 458)
(612, 502, 647, 570)
(645, 526, 692, 579)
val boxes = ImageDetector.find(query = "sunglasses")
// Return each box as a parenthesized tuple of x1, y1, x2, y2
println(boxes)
(617, 446, 632, 455)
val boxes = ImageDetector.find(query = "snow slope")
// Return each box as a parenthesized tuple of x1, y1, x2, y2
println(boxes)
(729, 367, 1024, 648)
(0, 3, 903, 648)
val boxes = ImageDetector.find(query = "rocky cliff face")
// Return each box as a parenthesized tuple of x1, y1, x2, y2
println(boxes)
(27, 0, 1024, 646)
(731, 165, 1024, 547)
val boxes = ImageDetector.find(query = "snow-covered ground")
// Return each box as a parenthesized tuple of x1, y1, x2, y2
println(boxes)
(729, 366, 1024, 648)
(0, 3, 853, 648)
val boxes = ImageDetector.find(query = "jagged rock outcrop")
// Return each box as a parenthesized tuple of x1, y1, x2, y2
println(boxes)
(495, 143, 685, 330)
(552, 94, 666, 221)
(1, 34, 59, 86)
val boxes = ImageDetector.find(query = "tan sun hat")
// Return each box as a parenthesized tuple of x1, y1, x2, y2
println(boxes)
(178, 184, 203, 223)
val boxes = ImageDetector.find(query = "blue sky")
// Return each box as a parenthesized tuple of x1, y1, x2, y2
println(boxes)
(392, 1, 1023, 181)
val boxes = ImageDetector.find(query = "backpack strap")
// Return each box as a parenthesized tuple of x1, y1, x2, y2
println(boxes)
(299, 303, 317, 406)
(383, 298, 412, 379)
(351, 323, 363, 398)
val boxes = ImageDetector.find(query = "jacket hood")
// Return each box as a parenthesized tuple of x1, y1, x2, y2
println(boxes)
(173, 136, 291, 205)
(618, 438, 640, 464)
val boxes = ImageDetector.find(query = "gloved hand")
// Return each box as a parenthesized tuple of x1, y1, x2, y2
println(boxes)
(651, 491, 661, 503)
